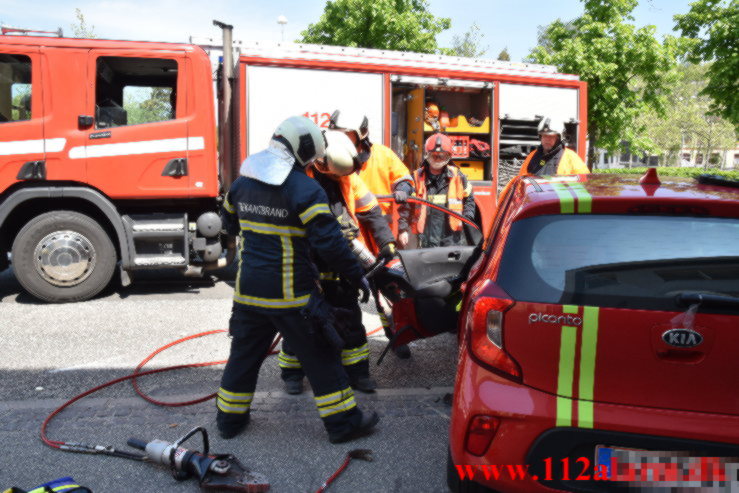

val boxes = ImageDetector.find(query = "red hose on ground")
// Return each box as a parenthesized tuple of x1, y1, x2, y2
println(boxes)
(42, 325, 385, 448)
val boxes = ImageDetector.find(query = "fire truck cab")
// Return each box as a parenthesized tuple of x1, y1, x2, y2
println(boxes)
(0, 35, 222, 302)
(0, 29, 586, 303)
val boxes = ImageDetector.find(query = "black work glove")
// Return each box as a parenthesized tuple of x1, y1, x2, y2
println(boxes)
(393, 189, 409, 203)
(301, 292, 345, 352)
(378, 242, 397, 263)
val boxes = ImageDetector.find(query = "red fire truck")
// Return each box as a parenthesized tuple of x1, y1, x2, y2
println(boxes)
(0, 23, 587, 302)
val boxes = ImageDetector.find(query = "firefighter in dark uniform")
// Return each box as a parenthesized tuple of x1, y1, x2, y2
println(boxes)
(217, 116, 379, 444)
(396, 133, 476, 248)
(278, 131, 397, 394)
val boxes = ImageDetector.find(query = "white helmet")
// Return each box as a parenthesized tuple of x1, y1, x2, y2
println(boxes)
(272, 116, 327, 167)
(538, 116, 564, 136)
(319, 130, 360, 176)
(329, 110, 370, 140)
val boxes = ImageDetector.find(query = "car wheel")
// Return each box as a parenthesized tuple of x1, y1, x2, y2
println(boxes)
(11, 211, 116, 302)
(447, 448, 500, 493)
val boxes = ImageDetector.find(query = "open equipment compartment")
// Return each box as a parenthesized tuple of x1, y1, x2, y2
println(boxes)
(389, 76, 494, 182)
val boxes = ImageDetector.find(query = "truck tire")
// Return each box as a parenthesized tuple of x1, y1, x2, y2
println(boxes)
(11, 211, 117, 303)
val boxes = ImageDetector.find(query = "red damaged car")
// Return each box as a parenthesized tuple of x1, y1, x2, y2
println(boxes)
(447, 172, 739, 492)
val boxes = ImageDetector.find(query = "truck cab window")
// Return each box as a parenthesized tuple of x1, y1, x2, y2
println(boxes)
(0, 54, 32, 123)
(95, 57, 177, 128)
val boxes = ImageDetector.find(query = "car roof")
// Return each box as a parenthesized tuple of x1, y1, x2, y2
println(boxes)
(509, 173, 739, 220)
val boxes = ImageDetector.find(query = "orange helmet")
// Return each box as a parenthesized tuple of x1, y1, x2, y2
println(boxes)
(425, 101, 440, 123)
(424, 133, 452, 154)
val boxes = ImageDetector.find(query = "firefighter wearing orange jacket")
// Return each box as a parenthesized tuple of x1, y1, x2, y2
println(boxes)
(279, 131, 397, 394)
(329, 111, 414, 221)
(518, 116, 589, 176)
(397, 133, 476, 249)
(329, 111, 414, 359)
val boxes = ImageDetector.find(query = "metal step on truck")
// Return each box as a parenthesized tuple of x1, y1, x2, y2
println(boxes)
(0, 22, 587, 302)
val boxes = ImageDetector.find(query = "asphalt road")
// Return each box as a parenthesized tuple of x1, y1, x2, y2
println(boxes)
(0, 267, 459, 493)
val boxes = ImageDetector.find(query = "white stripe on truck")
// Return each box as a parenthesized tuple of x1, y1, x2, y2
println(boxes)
(68, 137, 205, 159)
(0, 138, 66, 156)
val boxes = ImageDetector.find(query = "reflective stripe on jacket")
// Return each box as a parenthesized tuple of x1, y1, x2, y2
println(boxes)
(221, 168, 364, 311)
(519, 147, 589, 176)
(307, 169, 378, 230)
(412, 165, 469, 234)
(359, 143, 413, 214)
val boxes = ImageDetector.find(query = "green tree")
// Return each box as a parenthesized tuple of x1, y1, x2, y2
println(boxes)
(10, 86, 32, 121)
(124, 87, 173, 125)
(674, 0, 739, 131)
(299, 0, 451, 54)
(637, 63, 735, 168)
(528, 0, 680, 167)
(497, 47, 511, 61)
(442, 23, 488, 57)
(71, 8, 96, 38)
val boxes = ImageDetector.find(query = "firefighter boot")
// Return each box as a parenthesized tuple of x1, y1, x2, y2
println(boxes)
(328, 410, 380, 444)
(392, 344, 411, 359)
(350, 376, 377, 393)
(284, 376, 304, 395)
(347, 360, 376, 393)
(216, 410, 250, 439)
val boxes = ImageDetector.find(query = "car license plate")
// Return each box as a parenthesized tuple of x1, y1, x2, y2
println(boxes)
(595, 445, 735, 484)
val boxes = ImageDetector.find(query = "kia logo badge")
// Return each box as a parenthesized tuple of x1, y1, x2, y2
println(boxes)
(662, 329, 703, 348)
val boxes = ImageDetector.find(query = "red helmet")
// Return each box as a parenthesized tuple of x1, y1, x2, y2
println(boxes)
(424, 133, 452, 154)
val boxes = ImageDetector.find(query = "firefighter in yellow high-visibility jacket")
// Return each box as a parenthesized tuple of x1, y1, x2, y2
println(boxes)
(329, 111, 414, 221)
(518, 116, 589, 176)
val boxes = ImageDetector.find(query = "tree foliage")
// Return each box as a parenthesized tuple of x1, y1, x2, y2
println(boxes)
(674, 0, 739, 131)
(637, 63, 735, 167)
(528, 0, 680, 165)
(441, 23, 488, 57)
(299, 0, 450, 54)
(71, 8, 96, 38)
(124, 87, 173, 125)
(497, 47, 511, 61)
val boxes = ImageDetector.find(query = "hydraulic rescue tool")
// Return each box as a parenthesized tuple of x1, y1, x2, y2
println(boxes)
(128, 427, 269, 492)
(41, 331, 277, 492)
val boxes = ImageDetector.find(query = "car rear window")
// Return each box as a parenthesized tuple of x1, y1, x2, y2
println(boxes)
(497, 215, 739, 312)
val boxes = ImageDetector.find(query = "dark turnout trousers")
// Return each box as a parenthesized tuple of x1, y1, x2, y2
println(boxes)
(279, 280, 370, 383)
(218, 305, 362, 437)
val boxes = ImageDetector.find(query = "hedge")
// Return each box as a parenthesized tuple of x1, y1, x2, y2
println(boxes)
(594, 167, 739, 180)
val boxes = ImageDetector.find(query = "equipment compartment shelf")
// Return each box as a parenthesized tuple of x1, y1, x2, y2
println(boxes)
(424, 115, 490, 134)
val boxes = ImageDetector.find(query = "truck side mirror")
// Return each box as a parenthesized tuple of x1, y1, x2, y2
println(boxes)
(78, 115, 94, 128)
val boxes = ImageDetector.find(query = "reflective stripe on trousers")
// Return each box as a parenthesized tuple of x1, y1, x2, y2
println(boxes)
(314, 387, 357, 418)
(216, 387, 253, 414)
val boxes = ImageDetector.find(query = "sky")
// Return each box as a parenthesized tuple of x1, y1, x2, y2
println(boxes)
(0, 0, 694, 61)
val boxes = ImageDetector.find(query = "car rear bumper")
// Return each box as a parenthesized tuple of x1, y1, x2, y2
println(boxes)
(449, 350, 739, 492)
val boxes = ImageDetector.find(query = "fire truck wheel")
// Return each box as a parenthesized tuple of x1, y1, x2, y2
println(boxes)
(11, 211, 117, 303)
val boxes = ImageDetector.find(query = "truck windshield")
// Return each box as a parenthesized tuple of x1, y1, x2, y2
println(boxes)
(496, 215, 739, 313)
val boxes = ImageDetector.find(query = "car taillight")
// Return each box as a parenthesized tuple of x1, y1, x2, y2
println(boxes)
(465, 415, 500, 456)
(466, 282, 522, 381)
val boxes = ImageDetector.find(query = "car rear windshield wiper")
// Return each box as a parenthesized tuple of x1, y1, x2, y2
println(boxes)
(675, 292, 739, 309)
